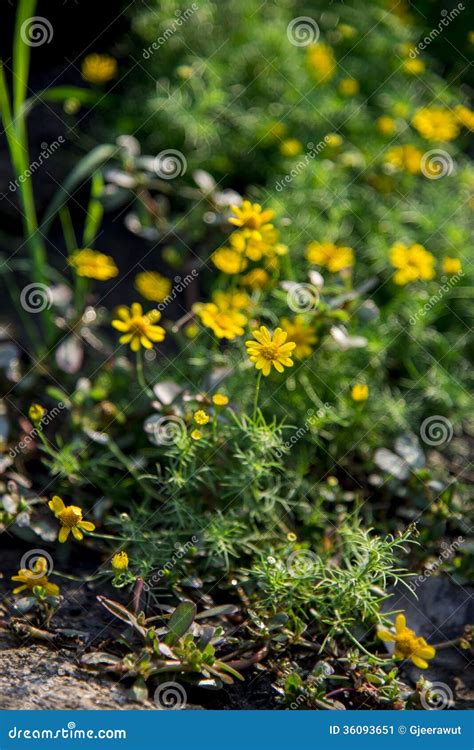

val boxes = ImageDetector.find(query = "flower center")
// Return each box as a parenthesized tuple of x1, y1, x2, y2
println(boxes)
(129, 316, 148, 335)
(59, 506, 83, 528)
(215, 313, 232, 327)
(260, 344, 279, 361)
(396, 635, 417, 656)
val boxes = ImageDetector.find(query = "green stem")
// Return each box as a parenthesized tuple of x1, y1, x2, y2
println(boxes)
(74, 274, 89, 314)
(341, 624, 389, 664)
(253, 371, 262, 420)
(135, 349, 152, 397)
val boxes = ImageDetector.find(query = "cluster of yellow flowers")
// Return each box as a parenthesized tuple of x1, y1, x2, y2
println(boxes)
(212, 201, 286, 277)
(389, 242, 435, 285)
(384, 145, 423, 175)
(194, 290, 249, 341)
(10, 506, 131, 599)
(412, 106, 459, 141)
(417, 103, 474, 139)
(191, 396, 229, 439)
(389, 246, 462, 285)
(280, 316, 317, 360)
(306, 241, 355, 273)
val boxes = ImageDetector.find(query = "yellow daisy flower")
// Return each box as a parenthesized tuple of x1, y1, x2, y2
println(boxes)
(112, 303, 165, 351)
(11, 557, 60, 597)
(280, 139, 303, 157)
(135, 272, 171, 303)
(242, 268, 270, 289)
(306, 43, 336, 83)
(338, 24, 356, 39)
(403, 58, 425, 74)
(325, 133, 343, 148)
(194, 410, 210, 425)
(280, 317, 317, 359)
(190, 429, 202, 440)
(306, 241, 355, 272)
(454, 105, 474, 131)
(48, 495, 95, 543)
(29, 403, 46, 423)
(412, 107, 459, 141)
(81, 53, 117, 85)
(184, 323, 199, 339)
(378, 613, 436, 669)
(389, 243, 435, 284)
(194, 302, 247, 340)
(351, 383, 369, 401)
(212, 393, 229, 406)
(339, 78, 359, 96)
(234, 226, 286, 262)
(245, 326, 296, 376)
(69, 249, 118, 281)
(376, 116, 396, 136)
(212, 247, 247, 274)
(212, 289, 251, 311)
(111, 551, 129, 571)
(442, 257, 462, 275)
(229, 201, 275, 232)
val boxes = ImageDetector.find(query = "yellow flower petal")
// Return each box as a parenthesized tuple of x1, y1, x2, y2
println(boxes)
(71, 526, 84, 541)
(58, 526, 70, 543)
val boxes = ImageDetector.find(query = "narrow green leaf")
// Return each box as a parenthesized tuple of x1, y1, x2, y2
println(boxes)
(40, 143, 117, 235)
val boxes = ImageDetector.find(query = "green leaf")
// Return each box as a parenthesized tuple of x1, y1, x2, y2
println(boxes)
(40, 143, 117, 235)
(83, 171, 104, 246)
(97, 595, 148, 640)
(165, 601, 196, 646)
(22, 86, 101, 117)
(195, 604, 239, 619)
